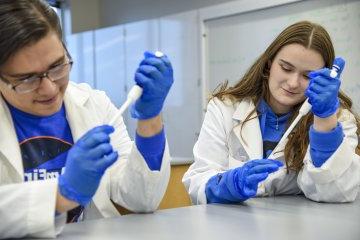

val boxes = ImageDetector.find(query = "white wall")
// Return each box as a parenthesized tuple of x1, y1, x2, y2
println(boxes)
(65, 0, 100, 33)
(65, 0, 236, 33)
(99, 0, 236, 28)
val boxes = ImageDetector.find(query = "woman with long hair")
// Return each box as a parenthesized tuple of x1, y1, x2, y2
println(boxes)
(183, 21, 360, 204)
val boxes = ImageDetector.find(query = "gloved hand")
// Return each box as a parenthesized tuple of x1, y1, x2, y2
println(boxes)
(305, 57, 345, 118)
(58, 125, 118, 206)
(206, 159, 283, 203)
(131, 51, 174, 120)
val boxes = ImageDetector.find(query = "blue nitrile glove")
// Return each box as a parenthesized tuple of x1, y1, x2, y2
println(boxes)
(205, 159, 283, 203)
(305, 57, 345, 118)
(131, 51, 174, 120)
(58, 125, 118, 206)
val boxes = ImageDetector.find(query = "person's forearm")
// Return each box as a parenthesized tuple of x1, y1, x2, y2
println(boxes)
(313, 109, 338, 132)
(56, 189, 79, 213)
(136, 115, 163, 137)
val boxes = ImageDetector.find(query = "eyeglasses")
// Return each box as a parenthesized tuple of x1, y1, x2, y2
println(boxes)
(0, 54, 73, 94)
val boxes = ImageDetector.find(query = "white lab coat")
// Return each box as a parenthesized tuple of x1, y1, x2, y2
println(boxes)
(0, 82, 171, 239)
(183, 97, 360, 204)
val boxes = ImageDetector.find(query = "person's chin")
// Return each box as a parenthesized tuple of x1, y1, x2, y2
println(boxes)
(33, 95, 63, 116)
(275, 95, 297, 110)
(280, 99, 300, 109)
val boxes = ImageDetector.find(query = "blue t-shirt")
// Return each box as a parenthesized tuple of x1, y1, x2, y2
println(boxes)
(7, 101, 165, 221)
(7, 102, 85, 222)
(7, 103, 73, 181)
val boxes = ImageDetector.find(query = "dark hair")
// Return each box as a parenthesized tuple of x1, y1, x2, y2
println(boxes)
(0, 0, 62, 68)
(213, 21, 360, 172)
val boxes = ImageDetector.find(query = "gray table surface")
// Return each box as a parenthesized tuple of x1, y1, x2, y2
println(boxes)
(52, 195, 360, 240)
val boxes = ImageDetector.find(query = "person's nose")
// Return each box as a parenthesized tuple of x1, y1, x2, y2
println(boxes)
(36, 76, 57, 94)
(287, 73, 301, 89)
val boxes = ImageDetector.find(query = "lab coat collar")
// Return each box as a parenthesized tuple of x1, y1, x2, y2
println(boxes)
(231, 98, 287, 160)
(231, 99, 263, 160)
(64, 81, 90, 108)
(63, 82, 93, 142)
(232, 98, 258, 122)
(0, 96, 24, 181)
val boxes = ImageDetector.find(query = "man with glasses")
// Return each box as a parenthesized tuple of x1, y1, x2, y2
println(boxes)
(0, 48, 73, 95)
(0, 1, 173, 239)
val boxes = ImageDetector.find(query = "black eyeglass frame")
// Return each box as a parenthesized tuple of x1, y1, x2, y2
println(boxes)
(0, 44, 73, 94)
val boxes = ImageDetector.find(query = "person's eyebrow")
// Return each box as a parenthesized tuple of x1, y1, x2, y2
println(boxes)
(7, 55, 66, 78)
(279, 59, 295, 68)
(279, 59, 317, 73)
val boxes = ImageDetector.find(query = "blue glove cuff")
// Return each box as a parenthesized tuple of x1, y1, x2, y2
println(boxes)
(309, 123, 344, 167)
(58, 176, 92, 206)
(312, 98, 339, 118)
(309, 123, 344, 151)
(130, 100, 164, 120)
(135, 128, 165, 171)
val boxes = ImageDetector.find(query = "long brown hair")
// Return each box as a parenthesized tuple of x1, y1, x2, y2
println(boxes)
(213, 21, 360, 172)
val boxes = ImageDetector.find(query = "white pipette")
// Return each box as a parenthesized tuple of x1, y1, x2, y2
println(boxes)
(108, 85, 143, 125)
(268, 63, 341, 159)
(108, 51, 165, 125)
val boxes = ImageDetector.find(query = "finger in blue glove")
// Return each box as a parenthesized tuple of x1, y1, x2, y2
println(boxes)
(58, 125, 118, 206)
(131, 51, 174, 120)
(305, 57, 345, 118)
(205, 159, 283, 203)
(237, 159, 283, 198)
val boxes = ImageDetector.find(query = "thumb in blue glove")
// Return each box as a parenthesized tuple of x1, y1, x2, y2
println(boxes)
(206, 159, 283, 203)
(58, 125, 118, 206)
(305, 57, 345, 118)
(131, 51, 174, 120)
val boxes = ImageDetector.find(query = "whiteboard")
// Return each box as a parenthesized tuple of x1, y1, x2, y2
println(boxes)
(205, 0, 360, 113)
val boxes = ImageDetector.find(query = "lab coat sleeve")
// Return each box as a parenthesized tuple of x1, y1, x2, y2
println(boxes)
(93, 90, 171, 212)
(182, 98, 232, 204)
(297, 109, 360, 202)
(0, 179, 66, 239)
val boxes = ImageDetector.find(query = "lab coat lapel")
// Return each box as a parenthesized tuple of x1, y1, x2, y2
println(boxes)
(64, 83, 95, 142)
(232, 100, 263, 160)
(64, 83, 119, 217)
(0, 97, 24, 181)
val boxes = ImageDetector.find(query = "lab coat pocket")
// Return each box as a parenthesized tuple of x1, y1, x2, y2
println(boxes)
(228, 131, 248, 169)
